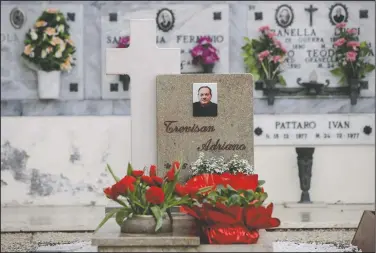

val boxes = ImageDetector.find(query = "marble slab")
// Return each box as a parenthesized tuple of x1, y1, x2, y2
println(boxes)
(156, 74, 253, 181)
(247, 1, 375, 97)
(1, 4, 84, 100)
(101, 3, 229, 99)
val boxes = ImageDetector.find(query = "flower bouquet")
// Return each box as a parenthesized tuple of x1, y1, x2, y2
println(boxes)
(190, 36, 220, 73)
(21, 8, 76, 99)
(179, 172, 280, 244)
(330, 22, 375, 85)
(242, 25, 287, 86)
(95, 161, 198, 233)
(21, 8, 76, 72)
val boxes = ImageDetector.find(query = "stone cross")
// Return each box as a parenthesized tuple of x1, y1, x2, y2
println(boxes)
(305, 4, 318, 27)
(106, 19, 181, 170)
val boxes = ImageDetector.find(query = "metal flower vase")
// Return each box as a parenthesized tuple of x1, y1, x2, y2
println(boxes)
(295, 147, 315, 203)
(264, 79, 277, 106)
(348, 79, 360, 105)
(202, 64, 215, 73)
(121, 214, 172, 234)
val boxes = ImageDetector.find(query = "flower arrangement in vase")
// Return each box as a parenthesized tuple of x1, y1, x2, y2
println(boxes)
(190, 152, 254, 176)
(242, 25, 287, 84)
(95, 161, 203, 234)
(21, 8, 76, 99)
(180, 172, 280, 244)
(117, 36, 131, 91)
(330, 22, 375, 104)
(190, 36, 220, 73)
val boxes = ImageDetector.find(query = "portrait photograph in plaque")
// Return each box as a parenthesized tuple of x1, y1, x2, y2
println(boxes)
(192, 83, 218, 117)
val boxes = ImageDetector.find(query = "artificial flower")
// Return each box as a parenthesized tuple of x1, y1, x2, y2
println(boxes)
(334, 38, 346, 47)
(149, 165, 157, 177)
(336, 22, 347, 29)
(23, 44, 33, 55)
(44, 27, 57, 36)
(346, 51, 357, 62)
(35, 20, 47, 28)
(141, 175, 154, 186)
(258, 25, 270, 32)
(131, 170, 144, 177)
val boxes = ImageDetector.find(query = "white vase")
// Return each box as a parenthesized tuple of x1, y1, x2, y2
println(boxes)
(37, 70, 61, 99)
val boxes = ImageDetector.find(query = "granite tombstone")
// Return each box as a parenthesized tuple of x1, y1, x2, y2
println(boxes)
(156, 74, 254, 181)
(101, 3, 229, 99)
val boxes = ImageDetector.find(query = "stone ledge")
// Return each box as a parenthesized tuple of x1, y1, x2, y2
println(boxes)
(283, 202, 328, 208)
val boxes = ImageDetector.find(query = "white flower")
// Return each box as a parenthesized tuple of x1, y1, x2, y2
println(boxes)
(55, 50, 62, 58)
(56, 15, 61, 21)
(30, 29, 38, 40)
(58, 24, 65, 33)
(41, 50, 47, 58)
(29, 52, 35, 58)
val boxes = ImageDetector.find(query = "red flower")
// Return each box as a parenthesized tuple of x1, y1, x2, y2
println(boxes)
(149, 165, 157, 177)
(165, 168, 175, 182)
(141, 175, 154, 186)
(145, 186, 165, 205)
(151, 176, 163, 186)
(103, 187, 119, 200)
(175, 183, 188, 197)
(132, 170, 144, 177)
(172, 161, 180, 171)
(112, 176, 136, 194)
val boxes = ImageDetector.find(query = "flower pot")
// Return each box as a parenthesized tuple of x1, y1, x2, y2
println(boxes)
(202, 64, 215, 73)
(37, 70, 61, 99)
(348, 78, 360, 105)
(121, 214, 172, 234)
(264, 79, 277, 106)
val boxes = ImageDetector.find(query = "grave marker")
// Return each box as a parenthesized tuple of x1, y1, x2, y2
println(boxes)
(106, 19, 180, 170)
(247, 1, 375, 96)
(156, 74, 254, 181)
(1, 4, 84, 100)
(101, 4, 229, 99)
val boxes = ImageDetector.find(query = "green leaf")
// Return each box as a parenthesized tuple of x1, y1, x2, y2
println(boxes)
(197, 186, 213, 194)
(330, 68, 343, 77)
(94, 208, 120, 232)
(259, 192, 268, 203)
(278, 75, 287, 86)
(228, 194, 241, 206)
(364, 63, 376, 74)
(151, 206, 164, 232)
(359, 41, 368, 49)
(127, 162, 133, 176)
(258, 180, 265, 186)
(106, 164, 120, 182)
(115, 208, 131, 226)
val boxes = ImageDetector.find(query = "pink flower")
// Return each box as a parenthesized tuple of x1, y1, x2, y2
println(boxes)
(117, 36, 130, 48)
(202, 54, 219, 64)
(198, 36, 212, 45)
(191, 45, 204, 57)
(267, 31, 277, 39)
(273, 38, 282, 48)
(336, 22, 347, 29)
(346, 41, 360, 51)
(258, 25, 270, 32)
(346, 28, 357, 35)
(280, 46, 287, 54)
(346, 51, 357, 62)
(258, 50, 270, 62)
(334, 38, 346, 47)
(272, 55, 281, 63)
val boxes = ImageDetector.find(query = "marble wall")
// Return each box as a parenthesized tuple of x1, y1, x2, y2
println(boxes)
(2, 1, 374, 116)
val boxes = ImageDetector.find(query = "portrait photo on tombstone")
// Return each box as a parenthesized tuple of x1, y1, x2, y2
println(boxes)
(192, 83, 218, 117)
(329, 3, 348, 25)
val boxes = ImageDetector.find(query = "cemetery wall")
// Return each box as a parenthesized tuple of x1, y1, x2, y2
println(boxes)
(1, 1, 375, 206)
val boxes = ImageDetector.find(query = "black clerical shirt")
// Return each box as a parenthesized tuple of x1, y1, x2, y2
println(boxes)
(193, 102, 218, 117)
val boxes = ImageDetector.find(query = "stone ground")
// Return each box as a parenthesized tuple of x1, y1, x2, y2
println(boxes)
(1, 229, 360, 252)
(1, 204, 372, 252)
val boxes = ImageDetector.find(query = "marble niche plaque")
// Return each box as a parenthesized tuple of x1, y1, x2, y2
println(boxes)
(247, 1, 375, 97)
(1, 4, 84, 100)
(156, 74, 253, 182)
(253, 114, 375, 146)
(101, 4, 229, 99)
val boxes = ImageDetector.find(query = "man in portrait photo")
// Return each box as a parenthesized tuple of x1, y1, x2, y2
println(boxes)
(193, 86, 218, 117)
(278, 8, 291, 26)
(333, 8, 345, 23)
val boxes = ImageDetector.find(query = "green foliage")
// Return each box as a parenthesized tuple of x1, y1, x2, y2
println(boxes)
(197, 181, 268, 208)
(21, 8, 76, 72)
(331, 25, 375, 85)
(241, 28, 288, 86)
